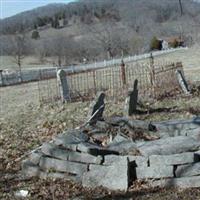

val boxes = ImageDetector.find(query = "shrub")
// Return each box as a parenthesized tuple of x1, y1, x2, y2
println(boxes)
(150, 36, 161, 50)
(31, 30, 40, 40)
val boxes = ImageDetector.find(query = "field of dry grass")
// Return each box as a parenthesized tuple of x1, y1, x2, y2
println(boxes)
(0, 46, 200, 199)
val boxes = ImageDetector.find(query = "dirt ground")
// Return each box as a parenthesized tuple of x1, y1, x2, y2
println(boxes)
(0, 47, 200, 199)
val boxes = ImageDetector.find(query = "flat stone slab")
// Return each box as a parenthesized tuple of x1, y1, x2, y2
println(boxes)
(41, 142, 102, 164)
(39, 157, 88, 175)
(103, 155, 148, 167)
(154, 117, 200, 134)
(29, 150, 43, 165)
(149, 152, 198, 166)
(136, 165, 174, 179)
(53, 130, 89, 148)
(149, 176, 200, 188)
(22, 160, 80, 182)
(138, 136, 200, 156)
(176, 163, 200, 177)
(77, 142, 119, 156)
(82, 157, 129, 191)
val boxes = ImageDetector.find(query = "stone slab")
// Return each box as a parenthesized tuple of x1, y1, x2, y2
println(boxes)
(138, 136, 200, 156)
(53, 130, 89, 148)
(29, 150, 43, 165)
(154, 117, 200, 133)
(22, 159, 80, 182)
(136, 165, 174, 179)
(149, 176, 200, 189)
(149, 152, 198, 166)
(176, 163, 200, 177)
(39, 157, 88, 175)
(82, 157, 129, 191)
(41, 143, 70, 160)
(103, 155, 148, 167)
(77, 142, 119, 156)
(68, 151, 103, 164)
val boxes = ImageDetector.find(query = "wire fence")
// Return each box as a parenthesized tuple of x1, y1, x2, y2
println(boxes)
(38, 60, 184, 104)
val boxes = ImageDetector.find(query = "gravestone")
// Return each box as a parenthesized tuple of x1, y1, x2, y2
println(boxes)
(87, 92, 105, 123)
(176, 69, 190, 95)
(125, 79, 138, 116)
(57, 69, 70, 102)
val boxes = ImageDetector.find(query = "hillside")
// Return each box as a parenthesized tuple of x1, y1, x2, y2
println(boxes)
(1, 0, 200, 68)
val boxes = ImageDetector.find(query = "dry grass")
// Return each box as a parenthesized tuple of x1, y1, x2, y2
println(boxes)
(0, 46, 200, 199)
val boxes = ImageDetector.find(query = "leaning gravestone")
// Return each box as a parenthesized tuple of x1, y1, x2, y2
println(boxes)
(125, 79, 138, 116)
(87, 92, 105, 124)
(176, 69, 191, 95)
(57, 69, 70, 102)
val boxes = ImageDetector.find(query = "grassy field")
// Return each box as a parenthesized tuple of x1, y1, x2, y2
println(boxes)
(0, 46, 200, 199)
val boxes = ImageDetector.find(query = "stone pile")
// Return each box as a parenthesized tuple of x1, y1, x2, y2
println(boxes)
(22, 116, 200, 191)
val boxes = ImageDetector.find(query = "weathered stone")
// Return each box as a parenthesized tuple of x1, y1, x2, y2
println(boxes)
(82, 157, 129, 191)
(53, 130, 89, 150)
(22, 160, 40, 177)
(39, 157, 88, 175)
(176, 69, 191, 95)
(149, 152, 198, 166)
(29, 150, 43, 165)
(77, 142, 118, 156)
(136, 165, 174, 179)
(68, 151, 103, 164)
(103, 155, 148, 167)
(138, 136, 200, 156)
(107, 140, 138, 155)
(108, 117, 156, 131)
(22, 160, 80, 182)
(111, 133, 130, 143)
(149, 176, 200, 189)
(87, 92, 105, 123)
(154, 117, 200, 134)
(57, 69, 70, 102)
(41, 143, 70, 160)
(176, 163, 200, 177)
(124, 79, 138, 116)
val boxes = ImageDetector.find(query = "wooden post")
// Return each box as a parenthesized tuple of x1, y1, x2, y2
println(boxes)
(93, 70, 97, 95)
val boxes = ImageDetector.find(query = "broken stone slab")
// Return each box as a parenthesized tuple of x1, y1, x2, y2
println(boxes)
(103, 155, 148, 167)
(41, 142, 102, 164)
(87, 92, 105, 123)
(124, 79, 138, 116)
(22, 160, 80, 182)
(77, 142, 119, 156)
(39, 157, 88, 175)
(108, 117, 156, 131)
(149, 176, 200, 189)
(111, 133, 131, 144)
(53, 130, 89, 147)
(41, 143, 70, 160)
(82, 157, 129, 191)
(149, 152, 199, 166)
(29, 150, 44, 165)
(68, 151, 103, 165)
(158, 127, 200, 139)
(136, 165, 174, 179)
(154, 117, 200, 133)
(22, 160, 40, 177)
(176, 163, 200, 177)
(107, 140, 138, 155)
(138, 136, 200, 156)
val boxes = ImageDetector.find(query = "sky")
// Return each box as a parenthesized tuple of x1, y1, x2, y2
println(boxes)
(0, 0, 75, 19)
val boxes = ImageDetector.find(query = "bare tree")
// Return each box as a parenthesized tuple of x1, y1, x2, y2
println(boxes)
(10, 33, 27, 81)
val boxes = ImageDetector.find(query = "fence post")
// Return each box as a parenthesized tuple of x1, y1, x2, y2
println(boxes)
(120, 59, 126, 86)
